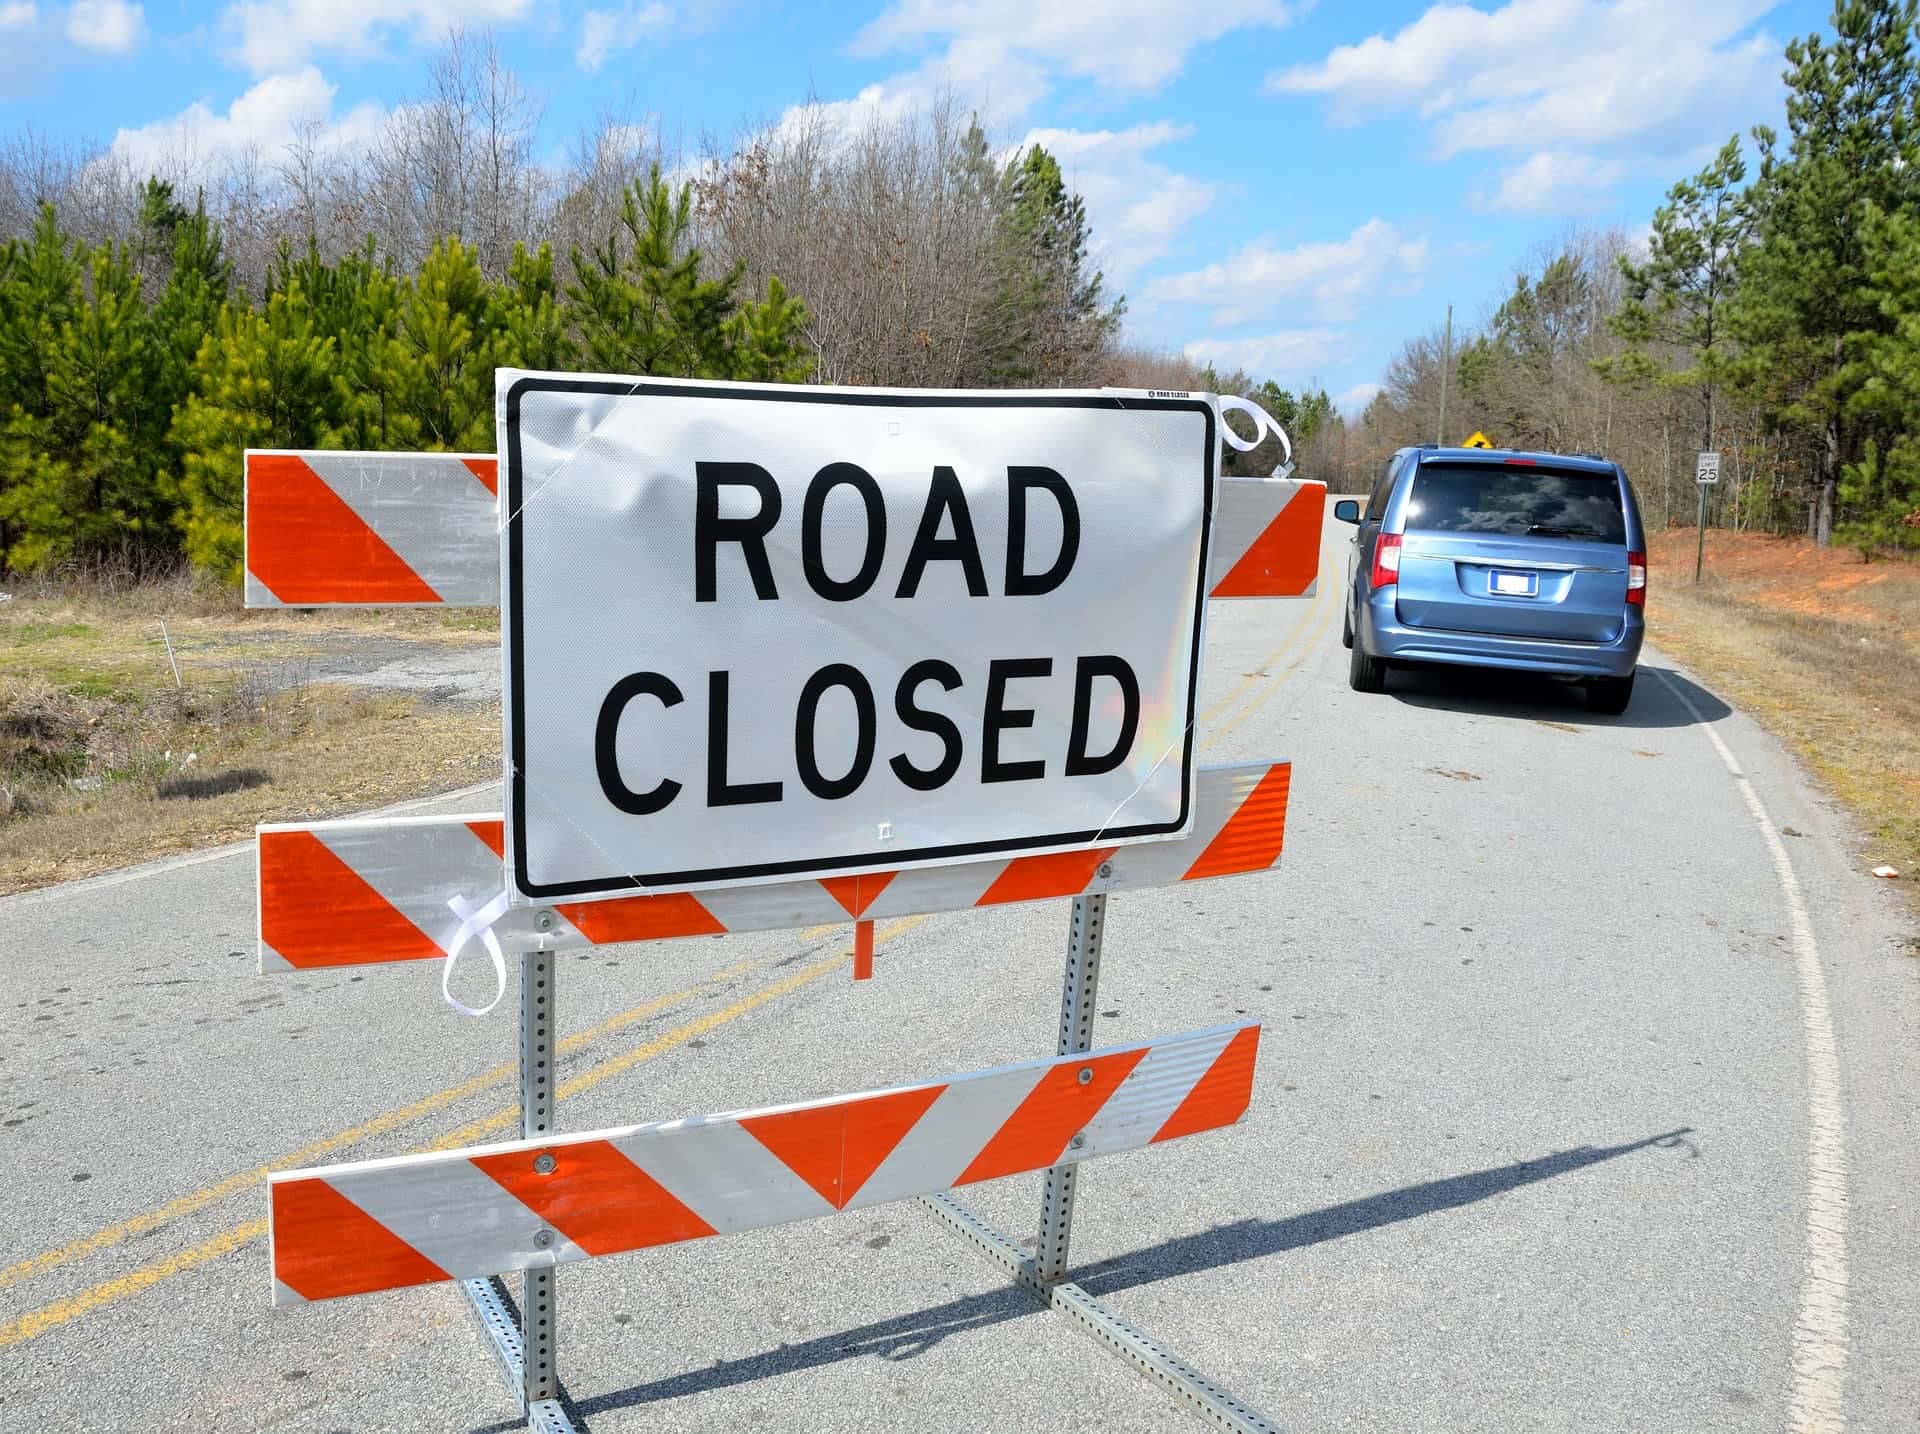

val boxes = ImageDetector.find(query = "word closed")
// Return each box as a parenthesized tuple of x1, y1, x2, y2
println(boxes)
(501, 375, 1216, 898)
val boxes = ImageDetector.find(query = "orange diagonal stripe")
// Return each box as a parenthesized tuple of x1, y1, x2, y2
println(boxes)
(271, 1180, 449, 1301)
(259, 830, 443, 969)
(1152, 1025, 1260, 1143)
(741, 1085, 944, 1209)
(467, 820, 505, 860)
(556, 892, 727, 945)
(975, 846, 1116, 906)
(955, 1047, 1148, 1184)
(818, 871, 898, 919)
(1182, 765, 1290, 881)
(245, 454, 441, 604)
(1211, 485, 1324, 597)
(470, 1141, 715, 1258)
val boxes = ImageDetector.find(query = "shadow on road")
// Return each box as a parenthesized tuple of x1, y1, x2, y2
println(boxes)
(513, 1127, 1694, 1429)
(1385, 663, 1730, 730)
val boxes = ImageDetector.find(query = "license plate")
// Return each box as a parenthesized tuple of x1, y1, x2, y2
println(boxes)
(1490, 570, 1537, 596)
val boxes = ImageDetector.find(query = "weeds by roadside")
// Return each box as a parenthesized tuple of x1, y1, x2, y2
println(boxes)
(0, 575, 500, 893)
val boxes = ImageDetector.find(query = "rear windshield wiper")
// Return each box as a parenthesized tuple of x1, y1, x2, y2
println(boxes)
(1526, 523, 1606, 538)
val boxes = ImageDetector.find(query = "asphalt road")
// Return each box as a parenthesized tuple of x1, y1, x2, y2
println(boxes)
(3, 514, 1917, 1433)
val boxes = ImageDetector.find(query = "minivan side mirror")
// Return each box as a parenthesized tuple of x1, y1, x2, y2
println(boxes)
(1332, 499, 1361, 524)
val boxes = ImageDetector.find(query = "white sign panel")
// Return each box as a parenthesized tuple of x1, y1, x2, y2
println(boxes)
(499, 374, 1217, 901)
(1696, 450, 1721, 484)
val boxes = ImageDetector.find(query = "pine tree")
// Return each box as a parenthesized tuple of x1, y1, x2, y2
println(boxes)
(371, 236, 499, 451)
(494, 242, 575, 372)
(989, 146, 1122, 385)
(567, 165, 810, 382)
(168, 285, 339, 581)
(1838, 203, 1920, 551)
(1606, 138, 1749, 458)
(1732, 0, 1920, 544)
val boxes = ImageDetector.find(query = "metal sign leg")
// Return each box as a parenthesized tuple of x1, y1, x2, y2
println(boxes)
(1036, 893, 1105, 1284)
(520, 949, 565, 1423)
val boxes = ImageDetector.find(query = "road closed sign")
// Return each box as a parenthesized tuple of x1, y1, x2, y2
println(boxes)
(498, 374, 1218, 900)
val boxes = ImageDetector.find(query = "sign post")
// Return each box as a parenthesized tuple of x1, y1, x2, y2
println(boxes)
(1695, 450, 1721, 583)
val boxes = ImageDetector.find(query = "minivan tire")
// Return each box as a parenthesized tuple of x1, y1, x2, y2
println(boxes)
(1586, 672, 1634, 715)
(1341, 601, 1354, 649)
(1349, 639, 1387, 693)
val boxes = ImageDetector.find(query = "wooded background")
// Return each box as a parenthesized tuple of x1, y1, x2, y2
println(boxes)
(3, 1, 1917, 582)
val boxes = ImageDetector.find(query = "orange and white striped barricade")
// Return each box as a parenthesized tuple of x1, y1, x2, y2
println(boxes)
(247, 380, 1320, 1434)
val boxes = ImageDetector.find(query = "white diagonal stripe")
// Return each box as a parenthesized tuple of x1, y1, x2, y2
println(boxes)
(299, 451, 498, 605)
(615, 1118, 836, 1234)
(1073, 1024, 1242, 1156)
(327, 1161, 588, 1281)
(847, 1066, 1045, 1209)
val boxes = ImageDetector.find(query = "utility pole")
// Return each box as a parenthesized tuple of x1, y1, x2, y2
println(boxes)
(1436, 304, 1452, 446)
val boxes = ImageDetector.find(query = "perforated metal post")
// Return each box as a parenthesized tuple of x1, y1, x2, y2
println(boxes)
(1036, 891, 1106, 1284)
(519, 946, 566, 1428)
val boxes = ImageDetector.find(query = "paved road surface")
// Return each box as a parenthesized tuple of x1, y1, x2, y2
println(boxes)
(3, 515, 1916, 1433)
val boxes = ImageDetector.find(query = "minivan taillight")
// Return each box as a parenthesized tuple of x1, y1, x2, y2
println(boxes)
(1371, 533, 1403, 588)
(1626, 549, 1646, 605)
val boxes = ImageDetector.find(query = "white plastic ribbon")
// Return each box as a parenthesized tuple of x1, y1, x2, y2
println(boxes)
(441, 890, 514, 1017)
(1216, 395, 1296, 473)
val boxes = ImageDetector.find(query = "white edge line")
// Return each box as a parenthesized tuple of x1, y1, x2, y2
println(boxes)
(1657, 669, 1848, 1431)
(0, 779, 505, 912)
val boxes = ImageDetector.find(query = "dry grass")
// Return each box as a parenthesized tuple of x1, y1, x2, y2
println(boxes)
(1647, 530, 1920, 895)
(0, 578, 499, 894)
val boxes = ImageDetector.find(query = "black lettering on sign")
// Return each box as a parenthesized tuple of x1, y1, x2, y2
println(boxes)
(706, 671, 783, 806)
(895, 466, 988, 599)
(801, 463, 886, 602)
(595, 672, 684, 815)
(1064, 655, 1140, 777)
(890, 659, 963, 792)
(1005, 467, 1080, 597)
(695, 461, 782, 602)
(982, 657, 1051, 784)
(795, 664, 877, 800)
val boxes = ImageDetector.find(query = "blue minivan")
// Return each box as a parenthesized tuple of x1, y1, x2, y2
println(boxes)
(1334, 446, 1647, 714)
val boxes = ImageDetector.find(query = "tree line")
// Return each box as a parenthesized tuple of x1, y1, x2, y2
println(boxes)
(4, 32, 1265, 582)
(1324, 0, 1920, 555)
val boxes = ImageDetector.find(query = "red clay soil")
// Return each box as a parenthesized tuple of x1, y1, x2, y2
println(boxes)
(1647, 528, 1920, 626)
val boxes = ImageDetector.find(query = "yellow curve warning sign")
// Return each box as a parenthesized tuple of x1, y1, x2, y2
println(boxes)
(1461, 431, 1495, 449)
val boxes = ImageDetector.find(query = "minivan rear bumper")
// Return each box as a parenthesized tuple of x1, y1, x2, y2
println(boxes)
(1361, 592, 1643, 678)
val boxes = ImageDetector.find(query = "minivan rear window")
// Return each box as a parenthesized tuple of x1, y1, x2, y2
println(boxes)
(1404, 463, 1626, 543)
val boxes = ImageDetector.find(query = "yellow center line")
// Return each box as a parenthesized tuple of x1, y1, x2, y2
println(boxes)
(0, 940, 819, 1296)
(1195, 548, 1335, 731)
(0, 917, 923, 1350)
(1203, 561, 1342, 748)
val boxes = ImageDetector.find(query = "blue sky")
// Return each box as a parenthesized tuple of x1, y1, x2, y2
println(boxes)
(0, 0, 1832, 410)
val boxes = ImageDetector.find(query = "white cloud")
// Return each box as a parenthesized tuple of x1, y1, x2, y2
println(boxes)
(1147, 218, 1431, 327)
(1268, 0, 1780, 209)
(858, 0, 1299, 94)
(222, 0, 530, 76)
(577, 1, 670, 72)
(1337, 381, 1383, 415)
(1486, 150, 1626, 212)
(1182, 328, 1344, 381)
(1, 3, 37, 29)
(1015, 122, 1216, 285)
(111, 67, 385, 173)
(66, 0, 142, 52)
